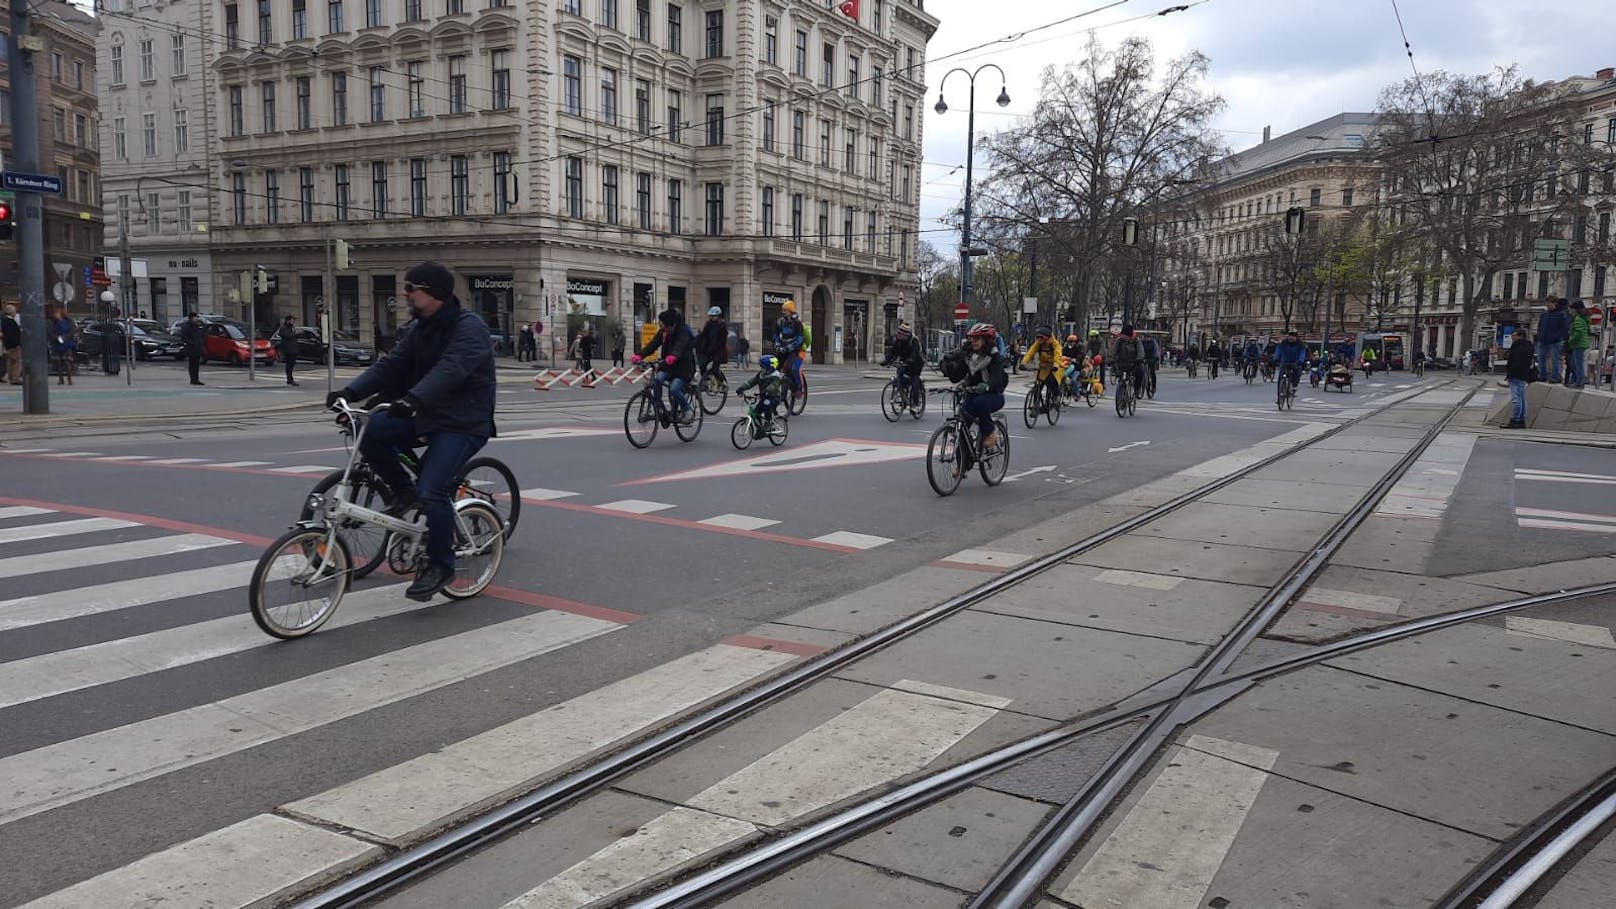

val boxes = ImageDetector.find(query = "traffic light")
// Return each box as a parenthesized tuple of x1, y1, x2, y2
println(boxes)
(255, 267, 270, 295)
(1121, 218, 1139, 246)
(0, 199, 13, 242)
(334, 238, 350, 270)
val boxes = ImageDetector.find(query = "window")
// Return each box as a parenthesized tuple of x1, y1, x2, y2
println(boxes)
(901, 165, 911, 203)
(1601, 211, 1611, 244)
(139, 38, 154, 80)
(1309, 187, 1321, 207)
(172, 34, 187, 75)
(565, 156, 584, 218)
(817, 200, 829, 245)
(764, 15, 777, 64)
(1501, 273, 1514, 301)
(448, 56, 467, 113)
(328, 0, 344, 32)
(113, 118, 127, 159)
(232, 175, 247, 225)
(868, 138, 880, 179)
(111, 44, 125, 84)
(1573, 215, 1587, 244)
(668, 179, 683, 233)
(705, 183, 724, 236)
(224, 5, 239, 49)
(844, 128, 857, 174)
(1609, 118, 1616, 146)
(667, 4, 682, 53)
(563, 56, 582, 115)
(792, 111, 805, 159)
(903, 105, 912, 140)
(601, 0, 617, 29)
(1597, 265, 1608, 299)
(371, 161, 387, 218)
(365, 0, 380, 28)
(407, 62, 424, 117)
(843, 206, 854, 250)
(1342, 187, 1354, 206)
(761, 101, 776, 152)
(793, 30, 807, 76)
(74, 113, 88, 147)
(667, 90, 683, 142)
(635, 79, 651, 133)
(291, 0, 308, 35)
(761, 186, 774, 236)
(495, 151, 514, 214)
(369, 66, 385, 121)
(819, 119, 831, 165)
(265, 170, 280, 224)
(492, 50, 511, 109)
(405, 0, 422, 19)
(258, 0, 273, 42)
(295, 76, 311, 128)
(299, 169, 314, 221)
(173, 109, 188, 152)
(410, 158, 427, 215)
(636, 172, 652, 229)
(178, 190, 194, 232)
(228, 86, 244, 135)
(635, 0, 650, 41)
(822, 43, 834, 88)
(261, 80, 277, 132)
(900, 228, 911, 267)
(600, 67, 617, 124)
(705, 93, 724, 145)
(905, 47, 916, 78)
(866, 212, 877, 253)
(332, 72, 348, 125)
(451, 155, 469, 214)
(335, 164, 351, 219)
(563, 0, 580, 12)
(873, 67, 883, 105)
(847, 55, 860, 101)
(791, 193, 803, 240)
(146, 191, 161, 226)
(874, 0, 883, 31)
(602, 164, 619, 224)
(704, 9, 722, 58)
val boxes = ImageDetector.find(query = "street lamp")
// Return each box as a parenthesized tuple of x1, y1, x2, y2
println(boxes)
(934, 64, 1009, 326)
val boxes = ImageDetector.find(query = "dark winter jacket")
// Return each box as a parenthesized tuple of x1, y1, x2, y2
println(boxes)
(774, 317, 806, 356)
(882, 335, 924, 371)
(1506, 339, 1535, 381)
(737, 369, 789, 400)
(180, 320, 206, 357)
(1113, 336, 1142, 370)
(345, 297, 497, 437)
(962, 348, 1009, 395)
(695, 319, 729, 362)
(1538, 305, 1570, 345)
(640, 320, 698, 380)
(1, 314, 19, 350)
(273, 323, 301, 360)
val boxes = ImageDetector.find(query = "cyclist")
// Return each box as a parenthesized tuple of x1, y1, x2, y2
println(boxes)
(1360, 344, 1379, 376)
(773, 300, 807, 394)
(958, 323, 1009, 453)
(1112, 324, 1145, 398)
(1275, 331, 1307, 390)
(1062, 334, 1083, 397)
(1020, 326, 1064, 412)
(1241, 338, 1260, 379)
(694, 305, 730, 389)
(881, 321, 925, 407)
(1205, 339, 1222, 378)
(1140, 333, 1161, 392)
(326, 261, 496, 602)
(633, 309, 699, 425)
(736, 354, 788, 426)
(1412, 345, 1426, 376)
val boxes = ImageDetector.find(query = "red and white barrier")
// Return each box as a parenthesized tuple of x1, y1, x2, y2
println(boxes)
(532, 366, 652, 391)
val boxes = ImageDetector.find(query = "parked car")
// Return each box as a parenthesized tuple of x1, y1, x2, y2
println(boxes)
(74, 319, 188, 362)
(201, 319, 276, 366)
(290, 327, 376, 366)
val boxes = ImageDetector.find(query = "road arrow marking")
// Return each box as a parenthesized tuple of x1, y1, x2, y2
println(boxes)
(1004, 465, 1057, 482)
(1107, 441, 1151, 453)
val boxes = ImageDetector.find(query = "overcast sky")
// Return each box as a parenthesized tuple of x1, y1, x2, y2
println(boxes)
(918, 0, 1616, 256)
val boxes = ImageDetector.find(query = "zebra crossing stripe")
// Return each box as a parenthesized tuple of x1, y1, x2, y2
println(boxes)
(0, 560, 259, 631)
(0, 534, 236, 581)
(0, 610, 623, 825)
(0, 517, 140, 545)
(0, 506, 55, 520)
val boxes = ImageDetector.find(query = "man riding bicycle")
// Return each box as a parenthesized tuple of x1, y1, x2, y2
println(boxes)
(327, 261, 496, 601)
(1112, 324, 1145, 397)
(1020, 326, 1063, 410)
(773, 300, 807, 393)
(633, 309, 699, 423)
(1275, 331, 1308, 388)
(694, 305, 729, 388)
(1141, 333, 1161, 389)
(959, 323, 1008, 453)
(1242, 338, 1261, 377)
(881, 321, 925, 406)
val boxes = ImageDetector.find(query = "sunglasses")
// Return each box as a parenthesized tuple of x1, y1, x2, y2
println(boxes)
(403, 282, 423, 292)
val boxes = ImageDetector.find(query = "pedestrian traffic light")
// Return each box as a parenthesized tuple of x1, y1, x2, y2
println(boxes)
(255, 267, 270, 294)
(0, 199, 13, 242)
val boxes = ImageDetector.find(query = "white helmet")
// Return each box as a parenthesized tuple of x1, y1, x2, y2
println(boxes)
(707, 306, 723, 316)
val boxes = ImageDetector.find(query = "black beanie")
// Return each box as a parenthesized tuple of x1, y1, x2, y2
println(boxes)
(405, 261, 456, 302)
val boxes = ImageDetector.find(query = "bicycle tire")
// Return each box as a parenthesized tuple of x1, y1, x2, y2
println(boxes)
(1046, 387, 1061, 426)
(457, 456, 520, 541)
(926, 422, 965, 497)
(1023, 386, 1039, 429)
(624, 391, 659, 448)
(731, 415, 756, 450)
(674, 398, 704, 442)
(442, 501, 504, 600)
(249, 527, 350, 639)
(1145, 370, 1156, 400)
(1128, 386, 1138, 416)
(882, 380, 902, 422)
(1115, 383, 1129, 417)
(979, 417, 1010, 486)
(698, 375, 728, 415)
(910, 380, 927, 420)
(299, 469, 392, 580)
(788, 372, 808, 415)
(767, 415, 788, 446)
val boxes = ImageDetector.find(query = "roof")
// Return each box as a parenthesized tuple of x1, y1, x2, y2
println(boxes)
(1208, 112, 1385, 188)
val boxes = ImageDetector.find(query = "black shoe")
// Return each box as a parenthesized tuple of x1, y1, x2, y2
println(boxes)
(191, 380, 204, 386)
(405, 562, 454, 601)
(384, 490, 419, 518)
(287, 380, 299, 386)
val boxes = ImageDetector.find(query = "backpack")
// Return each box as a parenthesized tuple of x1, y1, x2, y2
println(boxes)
(939, 348, 969, 382)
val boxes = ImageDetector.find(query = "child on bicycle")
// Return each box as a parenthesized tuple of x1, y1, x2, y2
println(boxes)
(735, 354, 788, 428)
(1080, 355, 1105, 397)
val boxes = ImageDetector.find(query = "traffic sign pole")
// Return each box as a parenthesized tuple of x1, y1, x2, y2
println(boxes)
(8, 2, 48, 413)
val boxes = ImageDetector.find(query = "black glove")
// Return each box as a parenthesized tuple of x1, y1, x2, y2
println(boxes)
(389, 396, 420, 420)
(325, 389, 349, 410)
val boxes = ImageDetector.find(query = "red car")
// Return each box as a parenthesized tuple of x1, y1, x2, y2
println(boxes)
(202, 320, 276, 366)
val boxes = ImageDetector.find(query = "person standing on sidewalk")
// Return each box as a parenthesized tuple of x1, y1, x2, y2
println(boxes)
(1567, 300, 1591, 388)
(1504, 330, 1534, 429)
(1535, 296, 1570, 384)
(273, 316, 301, 386)
(610, 326, 626, 368)
(181, 312, 206, 385)
(2, 304, 21, 384)
(49, 306, 76, 384)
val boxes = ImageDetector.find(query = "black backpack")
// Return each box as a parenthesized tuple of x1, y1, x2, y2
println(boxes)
(939, 348, 969, 382)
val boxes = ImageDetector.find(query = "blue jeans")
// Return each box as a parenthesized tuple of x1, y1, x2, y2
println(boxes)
(961, 392, 1005, 442)
(1508, 378, 1527, 423)
(1537, 340, 1564, 383)
(360, 411, 488, 570)
(653, 370, 689, 415)
(1568, 347, 1587, 386)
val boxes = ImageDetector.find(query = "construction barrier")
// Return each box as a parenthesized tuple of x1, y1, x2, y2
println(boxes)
(532, 366, 653, 391)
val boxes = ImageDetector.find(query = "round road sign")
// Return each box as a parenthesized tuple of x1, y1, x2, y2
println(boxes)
(1590, 306, 1603, 327)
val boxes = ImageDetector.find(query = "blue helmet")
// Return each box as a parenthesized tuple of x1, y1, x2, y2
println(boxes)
(760, 354, 780, 371)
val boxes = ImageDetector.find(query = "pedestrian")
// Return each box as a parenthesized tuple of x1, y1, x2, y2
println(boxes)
(1504, 330, 1533, 429)
(1567, 300, 1591, 388)
(181, 311, 206, 385)
(1604, 345, 1616, 387)
(1535, 296, 1570, 384)
(272, 315, 301, 386)
(517, 323, 536, 362)
(738, 333, 751, 368)
(2, 304, 21, 384)
(571, 325, 596, 372)
(49, 305, 76, 384)
(100, 315, 124, 375)
(610, 326, 626, 368)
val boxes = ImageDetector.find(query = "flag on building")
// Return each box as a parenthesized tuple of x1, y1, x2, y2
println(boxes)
(838, 0, 859, 21)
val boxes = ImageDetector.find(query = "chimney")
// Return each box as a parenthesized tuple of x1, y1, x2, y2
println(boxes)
(1262, 125, 1271, 143)
(1599, 66, 1615, 80)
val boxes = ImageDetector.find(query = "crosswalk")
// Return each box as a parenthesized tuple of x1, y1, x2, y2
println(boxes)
(1512, 468, 1616, 533)
(0, 504, 822, 908)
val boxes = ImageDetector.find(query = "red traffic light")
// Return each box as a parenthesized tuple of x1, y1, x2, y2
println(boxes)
(0, 201, 11, 222)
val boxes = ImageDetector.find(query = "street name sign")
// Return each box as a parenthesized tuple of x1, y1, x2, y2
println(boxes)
(1, 172, 63, 194)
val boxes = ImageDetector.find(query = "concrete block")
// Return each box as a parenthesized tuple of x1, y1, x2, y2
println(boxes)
(1532, 407, 1569, 430)
(1525, 381, 1553, 407)
(1562, 417, 1603, 434)
(1485, 398, 1514, 425)
(1544, 383, 1580, 412)
(1571, 389, 1612, 418)
(1596, 415, 1616, 434)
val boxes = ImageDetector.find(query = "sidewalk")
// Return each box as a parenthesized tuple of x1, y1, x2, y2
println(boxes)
(0, 360, 331, 428)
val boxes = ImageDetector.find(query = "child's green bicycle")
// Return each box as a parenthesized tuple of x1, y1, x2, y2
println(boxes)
(731, 389, 789, 449)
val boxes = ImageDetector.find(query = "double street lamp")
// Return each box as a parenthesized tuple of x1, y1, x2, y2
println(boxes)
(934, 65, 1010, 325)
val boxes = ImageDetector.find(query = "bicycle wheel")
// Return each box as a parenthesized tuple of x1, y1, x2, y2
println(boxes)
(249, 527, 350, 639)
(1146, 370, 1156, 400)
(674, 397, 704, 442)
(1115, 383, 1129, 417)
(699, 375, 727, 414)
(910, 380, 927, 419)
(766, 415, 789, 446)
(299, 470, 391, 580)
(1128, 385, 1138, 416)
(1022, 386, 1040, 428)
(788, 372, 808, 415)
(1046, 388, 1061, 426)
(731, 415, 755, 450)
(624, 391, 659, 448)
(457, 456, 520, 541)
(979, 418, 1010, 486)
(926, 422, 965, 497)
(882, 380, 902, 422)
(442, 501, 503, 600)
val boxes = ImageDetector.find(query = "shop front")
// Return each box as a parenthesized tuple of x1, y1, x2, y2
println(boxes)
(469, 275, 515, 351)
(564, 277, 612, 345)
(761, 290, 792, 354)
(842, 299, 869, 363)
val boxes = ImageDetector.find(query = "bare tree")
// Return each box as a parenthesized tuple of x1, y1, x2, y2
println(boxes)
(914, 242, 955, 330)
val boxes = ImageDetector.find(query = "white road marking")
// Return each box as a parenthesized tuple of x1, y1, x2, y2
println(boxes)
(597, 499, 676, 515)
(1375, 433, 1475, 519)
(1518, 517, 1616, 533)
(1107, 440, 1151, 453)
(941, 549, 1031, 568)
(35, 451, 101, 458)
(143, 457, 213, 465)
(270, 464, 340, 474)
(520, 487, 580, 501)
(1505, 617, 1616, 649)
(0, 448, 55, 454)
(1060, 735, 1280, 907)
(0, 533, 236, 581)
(0, 506, 55, 520)
(287, 645, 796, 842)
(1004, 464, 1057, 482)
(89, 455, 154, 462)
(1093, 568, 1183, 591)
(0, 516, 140, 544)
(14, 814, 377, 909)
(0, 611, 622, 825)
(811, 530, 893, 550)
(698, 513, 782, 531)
(0, 560, 258, 631)
(208, 460, 275, 468)
(1516, 507, 1616, 525)
(626, 439, 926, 484)
(494, 427, 619, 441)
(1299, 587, 1402, 615)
